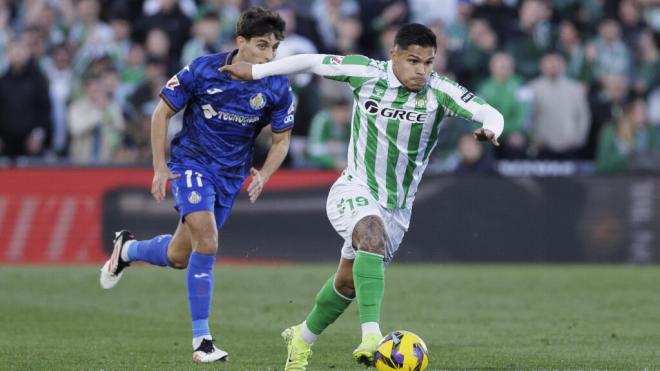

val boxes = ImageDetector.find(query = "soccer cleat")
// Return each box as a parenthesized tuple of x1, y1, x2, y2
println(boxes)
(282, 324, 312, 371)
(192, 339, 228, 363)
(352, 332, 382, 366)
(99, 230, 135, 289)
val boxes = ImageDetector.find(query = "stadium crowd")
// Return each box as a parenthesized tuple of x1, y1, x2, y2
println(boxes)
(0, 0, 658, 174)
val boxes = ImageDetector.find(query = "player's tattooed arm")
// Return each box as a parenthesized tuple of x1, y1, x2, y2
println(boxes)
(150, 99, 181, 202)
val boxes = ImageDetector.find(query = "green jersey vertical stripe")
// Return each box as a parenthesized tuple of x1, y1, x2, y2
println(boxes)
(400, 91, 429, 207)
(351, 104, 361, 171)
(364, 78, 389, 200)
(385, 87, 410, 208)
(422, 107, 445, 162)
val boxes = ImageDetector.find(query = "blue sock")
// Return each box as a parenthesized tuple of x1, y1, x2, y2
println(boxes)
(187, 252, 216, 339)
(126, 235, 172, 267)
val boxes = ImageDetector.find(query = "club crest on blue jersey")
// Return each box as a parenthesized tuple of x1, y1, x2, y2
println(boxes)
(250, 93, 266, 110)
(188, 191, 202, 204)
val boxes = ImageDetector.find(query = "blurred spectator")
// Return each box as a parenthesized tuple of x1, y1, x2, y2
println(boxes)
(376, 22, 401, 60)
(0, 36, 51, 158)
(529, 52, 590, 159)
(586, 74, 629, 159)
(618, 0, 647, 48)
(181, 11, 222, 66)
(197, 0, 242, 47)
(0, 1, 8, 72)
(633, 28, 660, 95)
(357, 0, 409, 56)
(68, 0, 112, 48)
(454, 132, 496, 174)
(453, 18, 497, 90)
(639, 0, 660, 31)
(24, 25, 48, 67)
(333, 15, 363, 55)
(587, 18, 631, 82)
(119, 44, 147, 99)
(311, 0, 360, 52)
(506, 0, 554, 80)
(409, 0, 456, 27)
(274, 4, 321, 147)
(275, 5, 318, 87)
(67, 74, 125, 163)
(145, 27, 179, 76)
(596, 95, 660, 173)
(478, 52, 527, 159)
(43, 43, 74, 156)
(127, 56, 168, 161)
(143, 0, 197, 18)
(306, 94, 352, 170)
(649, 87, 660, 126)
(472, 0, 517, 45)
(446, 0, 473, 52)
(136, 0, 192, 65)
(556, 19, 592, 85)
(107, 9, 134, 67)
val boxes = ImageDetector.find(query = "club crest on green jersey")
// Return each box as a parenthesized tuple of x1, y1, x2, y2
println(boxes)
(415, 94, 427, 110)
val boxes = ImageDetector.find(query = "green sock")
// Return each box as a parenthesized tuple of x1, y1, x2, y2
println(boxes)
(304, 275, 352, 335)
(353, 251, 384, 324)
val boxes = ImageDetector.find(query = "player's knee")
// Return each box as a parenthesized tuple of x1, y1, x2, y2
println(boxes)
(192, 232, 218, 255)
(353, 215, 386, 255)
(168, 256, 188, 270)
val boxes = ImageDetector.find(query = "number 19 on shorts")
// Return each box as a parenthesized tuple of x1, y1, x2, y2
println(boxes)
(337, 196, 369, 214)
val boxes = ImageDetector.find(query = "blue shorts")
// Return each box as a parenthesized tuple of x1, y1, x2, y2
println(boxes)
(170, 166, 241, 230)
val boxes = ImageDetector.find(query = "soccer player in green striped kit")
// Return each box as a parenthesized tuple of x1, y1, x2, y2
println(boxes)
(222, 23, 504, 370)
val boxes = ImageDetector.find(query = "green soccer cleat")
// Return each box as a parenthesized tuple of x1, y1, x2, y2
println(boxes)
(282, 324, 313, 371)
(352, 332, 382, 366)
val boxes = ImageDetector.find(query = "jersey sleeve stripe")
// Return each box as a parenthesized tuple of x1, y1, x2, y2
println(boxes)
(271, 124, 293, 133)
(159, 93, 181, 113)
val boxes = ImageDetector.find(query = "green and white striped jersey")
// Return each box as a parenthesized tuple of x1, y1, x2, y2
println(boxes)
(315, 54, 491, 209)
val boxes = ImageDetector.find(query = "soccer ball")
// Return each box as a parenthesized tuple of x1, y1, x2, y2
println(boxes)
(374, 330, 429, 371)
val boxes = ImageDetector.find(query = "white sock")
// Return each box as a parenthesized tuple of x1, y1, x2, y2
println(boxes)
(120, 240, 135, 262)
(192, 335, 212, 350)
(361, 322, 381, 338)
(300, 321, 318, 345)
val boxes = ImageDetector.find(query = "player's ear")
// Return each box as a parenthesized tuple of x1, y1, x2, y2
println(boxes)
(390, 46, 398, 61)
(236, 35, 247, 48)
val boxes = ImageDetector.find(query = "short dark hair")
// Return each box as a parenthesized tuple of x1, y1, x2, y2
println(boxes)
(394, 23, 437, 51)
(236, 7, 285, 41)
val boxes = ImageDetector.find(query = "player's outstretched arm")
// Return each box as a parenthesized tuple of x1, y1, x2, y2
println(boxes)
(247, 129, 291, 203)
(221, 54, 327, 80)
(150, 99, 181, 202)
(472, 105, 504, 146)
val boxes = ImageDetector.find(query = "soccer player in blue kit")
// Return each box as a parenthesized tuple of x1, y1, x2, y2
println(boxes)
(99, 7, 294, 363)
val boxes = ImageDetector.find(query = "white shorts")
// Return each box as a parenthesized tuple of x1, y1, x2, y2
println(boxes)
(325, 173, 411, 265)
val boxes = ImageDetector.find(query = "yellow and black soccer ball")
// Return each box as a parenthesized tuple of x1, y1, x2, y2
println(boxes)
(374, 330, 429, 371)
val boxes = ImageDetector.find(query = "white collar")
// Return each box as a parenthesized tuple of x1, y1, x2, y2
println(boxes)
(387, 60, 403, 88)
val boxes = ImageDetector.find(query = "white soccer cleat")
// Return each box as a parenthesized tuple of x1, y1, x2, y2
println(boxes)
(99, 230, 135, 289)
(192, 339, 229, 363)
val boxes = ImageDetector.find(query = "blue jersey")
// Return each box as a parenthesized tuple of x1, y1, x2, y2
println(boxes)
(160, 50, 295, 185)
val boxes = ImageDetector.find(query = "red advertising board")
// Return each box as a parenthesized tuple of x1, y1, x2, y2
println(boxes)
(0, 168, 338, 264)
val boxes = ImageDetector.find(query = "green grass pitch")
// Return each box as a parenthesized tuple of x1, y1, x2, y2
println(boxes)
(1, 264, 659, 370)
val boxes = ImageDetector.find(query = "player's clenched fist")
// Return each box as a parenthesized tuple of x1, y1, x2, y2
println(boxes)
(151, 167, 180, 202)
